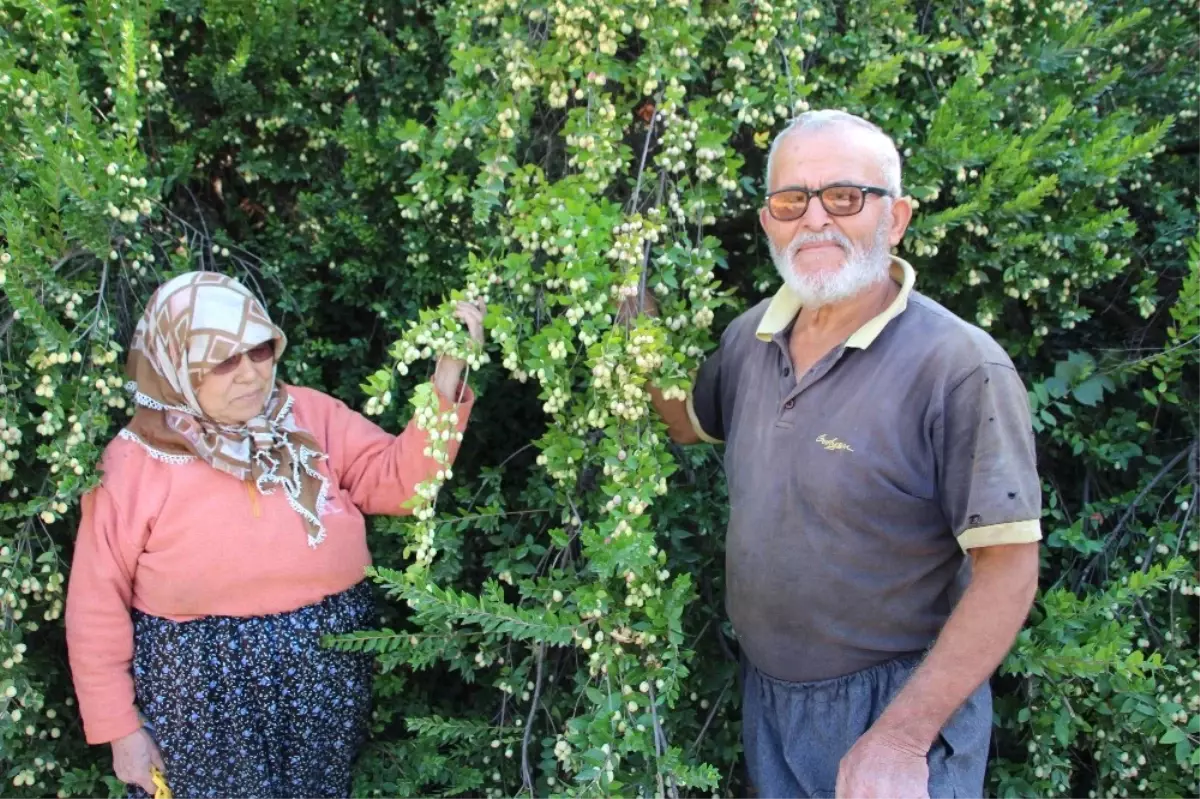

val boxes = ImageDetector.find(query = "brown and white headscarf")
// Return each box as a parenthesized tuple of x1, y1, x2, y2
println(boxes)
(120, 271, 332, 547)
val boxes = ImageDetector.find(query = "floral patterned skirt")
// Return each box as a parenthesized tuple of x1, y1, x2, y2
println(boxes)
(128, 581, 376, 799)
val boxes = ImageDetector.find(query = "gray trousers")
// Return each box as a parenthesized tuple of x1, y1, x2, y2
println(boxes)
(742, 655, 991, 799)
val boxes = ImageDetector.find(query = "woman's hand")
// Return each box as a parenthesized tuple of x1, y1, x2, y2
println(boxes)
(433, 299, 486, 401)
(111, 726, 167, 794)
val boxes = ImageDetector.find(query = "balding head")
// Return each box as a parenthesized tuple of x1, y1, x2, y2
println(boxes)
(766, 110, 902, 196)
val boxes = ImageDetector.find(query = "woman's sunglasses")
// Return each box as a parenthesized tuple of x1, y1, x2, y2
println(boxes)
(210, 340, 277, 376)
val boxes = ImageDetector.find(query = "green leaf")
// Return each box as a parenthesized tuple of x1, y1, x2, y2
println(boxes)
(1071, 375, 1111, 406)
(1053, 713, 1071, 746)
(1159, 727, 1186, 745)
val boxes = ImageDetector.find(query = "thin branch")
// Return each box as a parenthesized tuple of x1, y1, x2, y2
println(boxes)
(1134, 596, 1165, 647)
(464, 443, 535, 510)
(637, 169, 669, 313)
(1077, 443, 1194, 589)
(547, 494, 586, 573)
(1171, 441, 1200, 559)
(1172, 484, 1198, 563)
(50, 248, 89, 273)
(1100, 334, 1200, 375)
(74, 257, 111, 343)
(520, 642, 546, 797)
(688, 674, 734, 758)
(1169, 484, 1198, 631)
(1155, 447, 1195, 497)
(1047, 475, 1073, 531)
(179, 184, 212, 269)
(547, 523, 582, 574)
(436, 508, 551, 526)
(700, 575, 738, 662)
(777, 39, 796, 110)
(687, 618, 712, 652)
(1082, 467, 1092, 534)
(648, 682, 680, 799)
(627, 100, 660, 214)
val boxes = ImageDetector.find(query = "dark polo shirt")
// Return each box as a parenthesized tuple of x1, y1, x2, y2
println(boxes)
(687, 257, 1042, 683)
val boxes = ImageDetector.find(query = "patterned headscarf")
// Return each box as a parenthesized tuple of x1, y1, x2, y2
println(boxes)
(121, 271, 332, 547)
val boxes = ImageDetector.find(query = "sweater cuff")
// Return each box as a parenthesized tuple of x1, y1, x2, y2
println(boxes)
(433, 380, 475, 420)
(84, 706, 143, 746)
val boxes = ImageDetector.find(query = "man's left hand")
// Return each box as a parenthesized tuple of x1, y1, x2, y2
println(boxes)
(835, 727, 930, 799)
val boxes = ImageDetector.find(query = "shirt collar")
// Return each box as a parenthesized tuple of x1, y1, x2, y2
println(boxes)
(754, 255, 917, 349)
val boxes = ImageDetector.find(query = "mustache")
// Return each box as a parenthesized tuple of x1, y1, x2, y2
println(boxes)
(785, 229, 854, 259)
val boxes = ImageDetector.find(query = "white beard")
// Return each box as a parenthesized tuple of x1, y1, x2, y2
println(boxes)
(769, 212, 893, 308)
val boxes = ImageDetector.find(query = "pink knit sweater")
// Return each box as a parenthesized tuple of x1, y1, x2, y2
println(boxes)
(65, 383, 474, 745)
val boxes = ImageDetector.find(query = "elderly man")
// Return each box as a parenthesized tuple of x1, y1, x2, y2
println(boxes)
(642, 110, 1042, 798)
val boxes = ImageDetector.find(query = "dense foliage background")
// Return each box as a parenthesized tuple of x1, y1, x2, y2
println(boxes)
(1, 0, 1196, 796)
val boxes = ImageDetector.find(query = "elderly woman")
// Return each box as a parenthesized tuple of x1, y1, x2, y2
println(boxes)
(64, 271, 484, 798)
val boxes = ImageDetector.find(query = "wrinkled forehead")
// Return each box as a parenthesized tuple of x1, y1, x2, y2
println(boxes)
(769, 126, 889, 191)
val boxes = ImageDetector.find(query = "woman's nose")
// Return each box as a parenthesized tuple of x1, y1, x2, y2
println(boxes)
(232, 355, 259, 382)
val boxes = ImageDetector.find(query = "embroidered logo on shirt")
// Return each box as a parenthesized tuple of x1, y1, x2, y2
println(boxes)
(816, 434, 854, 453)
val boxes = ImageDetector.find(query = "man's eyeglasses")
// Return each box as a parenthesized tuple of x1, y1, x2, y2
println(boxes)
(765, 184, 892, 222)
(210, 340, 276, 376)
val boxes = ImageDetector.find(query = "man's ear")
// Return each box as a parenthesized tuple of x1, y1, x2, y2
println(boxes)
(888, 197, 914, 247)
(759, 205, 770, 236)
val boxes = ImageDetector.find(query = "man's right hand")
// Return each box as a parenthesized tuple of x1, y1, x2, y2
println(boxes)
(111, 726, 166, 794)
(616, 287, 659, 324)
(613, 288, 705, 445)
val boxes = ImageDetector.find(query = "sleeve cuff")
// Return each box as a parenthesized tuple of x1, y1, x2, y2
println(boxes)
(433, 380, 475, 421)
(84, 707, 143, 745)
(685, 393, 722, 444)
(957, 519, 1042, 551)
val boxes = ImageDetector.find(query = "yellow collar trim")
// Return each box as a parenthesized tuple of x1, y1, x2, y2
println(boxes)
(754, 256, 916, 349)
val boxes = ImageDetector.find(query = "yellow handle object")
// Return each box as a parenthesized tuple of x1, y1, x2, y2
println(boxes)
(150, 766, 173, 799)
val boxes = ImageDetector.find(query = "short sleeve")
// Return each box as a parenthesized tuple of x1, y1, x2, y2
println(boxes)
(935, 362, 1043, 550)
(686, 346, 724, 444)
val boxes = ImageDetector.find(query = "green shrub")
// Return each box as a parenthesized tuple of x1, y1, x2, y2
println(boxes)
(1, 0, 1195, 797)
